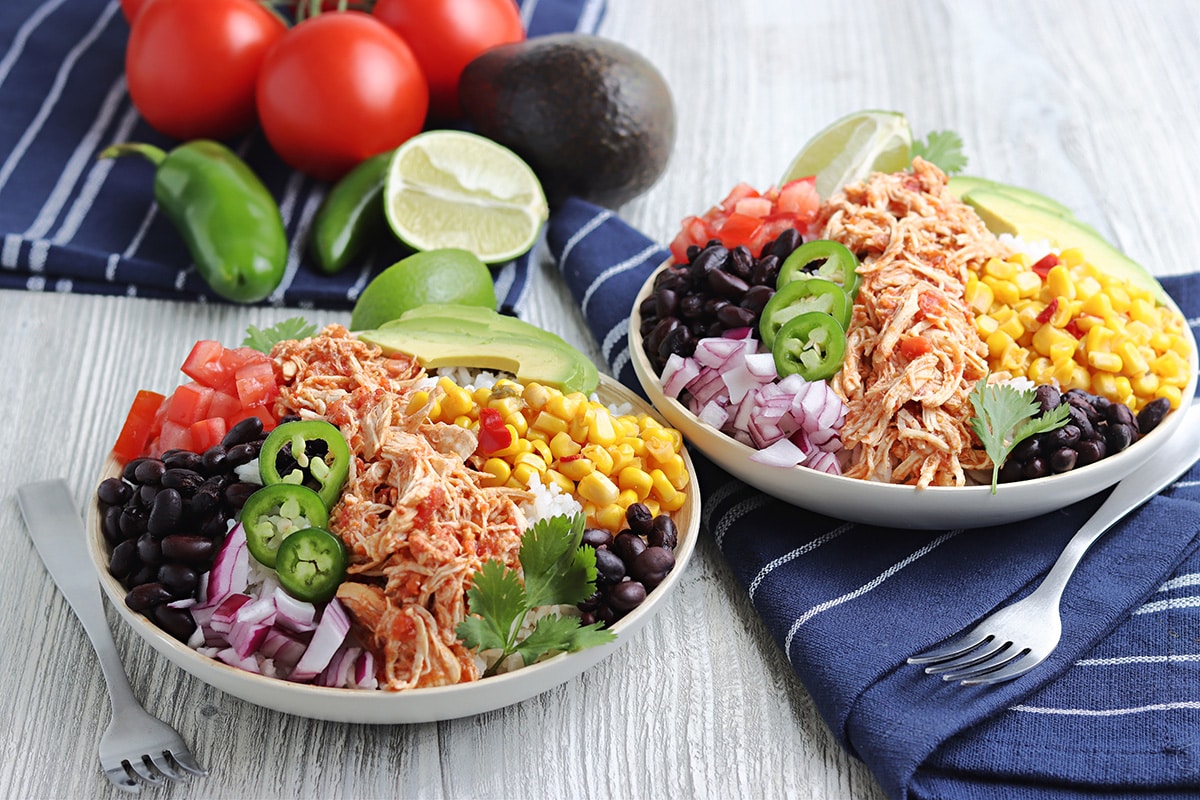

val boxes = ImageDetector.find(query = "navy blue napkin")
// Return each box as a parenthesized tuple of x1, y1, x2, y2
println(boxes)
(0, 0, 602, 312)
(548, 196, 1200, 800)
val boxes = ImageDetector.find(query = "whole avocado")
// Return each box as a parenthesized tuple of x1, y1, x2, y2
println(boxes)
(458, 34, 676, 209)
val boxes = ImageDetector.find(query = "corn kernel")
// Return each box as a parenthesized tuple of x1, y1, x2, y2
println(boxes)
(1088, 351, 1123, 373)
(618, 466, 654, 500)
(546, 392, 582, 421)
(659, 453, 690, 490)
(641, 498, 661, 517)
(965, 277, 994, 314)
(556, 456, 595, 481)
(481, 457, 511, 486)
(985, 276, 1020, 307)
(577, 472, 619, 506)
(986, 329, 1015, 359)
(617, 489, 640, 509)
(976, 315, 1000, 338)
(437, 377, 473, 418)
(594, 503, 626, 531)
(1014, 270, 1042, 298)
(521, 382, 552, 410)
(649, 468, 680, 508)
(1032, 324, 1076, 359)
(532, 410, 569, 436)
(512, 463, 540, 488)
(529, 438, 553, 465)
(1046, 265, 1075, 299)
(1080, 292, 1114, 319)
(406, 390, 432, 416)
(582, 443, 615, 474)
(549, 431, 582, 460)
(586, 407, 618, 446)
(984, 257, 1017, 280)
(1059, 247, 1085, 268)
(543, 469, 575, 496)
(1156, 385, 1184, 408)
(1116, 341, 1150, 377)
(488, 395, 524, 419)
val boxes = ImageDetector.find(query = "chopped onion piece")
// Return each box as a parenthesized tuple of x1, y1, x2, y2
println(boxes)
(290, 599, 352, 682)
(749, 436, 807, 467)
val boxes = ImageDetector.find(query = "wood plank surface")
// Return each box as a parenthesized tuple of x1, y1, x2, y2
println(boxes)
(2, 1, 1197, 798)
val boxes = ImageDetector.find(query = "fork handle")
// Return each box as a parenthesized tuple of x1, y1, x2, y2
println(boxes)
(1037, 402, 1200, 604)
(18, 480, 143, 716)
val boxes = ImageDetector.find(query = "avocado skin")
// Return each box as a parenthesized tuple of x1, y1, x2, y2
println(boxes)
(458, 34, 676, 209)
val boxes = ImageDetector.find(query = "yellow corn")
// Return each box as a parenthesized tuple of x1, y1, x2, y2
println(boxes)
(593, 503, 626, 532)
(577, 471, 619, 506)
(556, 456, 595, 481)
(618, 466, 654, 500)
(437, 377, 473, 418)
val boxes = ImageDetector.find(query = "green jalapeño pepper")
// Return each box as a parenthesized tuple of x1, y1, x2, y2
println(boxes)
(309, 150, 392, 275)
(758, 277, 851, 348)
(275, 527, 348, 603)
(777, 240, 862, 299)
(240, 483, 330, 568)
(772, 311, 847, 382)
(259, 420, 351, 509)
(100, 140, 287, 303)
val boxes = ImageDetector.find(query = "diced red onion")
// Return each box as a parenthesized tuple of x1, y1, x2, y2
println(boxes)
(200, 523, 248, 607)
(722, 327, 755, 340)
(743, 352, 778, 379)
(216, 647, 261, 673)
(697, 400, 730, 429)
(209, 593, 252, 635)
(272, 587, 318, 633)
(748, 436, 807, 467)
(290, 599, 352, 682)
(660, 353, 701, 399)
(353, 651, 378, 690)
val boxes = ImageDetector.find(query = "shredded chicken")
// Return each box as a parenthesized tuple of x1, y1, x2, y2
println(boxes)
(270, 325, 528, 689)
(820, 159, 1008, 487)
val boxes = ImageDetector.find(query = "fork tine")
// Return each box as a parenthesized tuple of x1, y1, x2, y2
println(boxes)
(167, 749, 209, 777)
(907, 629, 991, 665)
(125, 756, 167, 787)
(960, 651, 1041, 686)
(147, 751, 184, 781)
(920, 637, 1011, 675)
(104, 765, 141, 794)
(937, 646, 1027, 682)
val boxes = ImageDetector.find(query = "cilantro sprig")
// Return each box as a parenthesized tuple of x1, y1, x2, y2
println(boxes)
(912, 129, 968, 175)
(242, 317, 317, 353)
(969, 379, 1071, 493)
(457, 512, 615, 676)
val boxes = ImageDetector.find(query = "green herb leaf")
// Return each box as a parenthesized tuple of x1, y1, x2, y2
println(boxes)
(912, 130, 968, 175)
(969, 380, 1070, 493)
(242, 317, 317, 354)
(456, 512, 614, 677)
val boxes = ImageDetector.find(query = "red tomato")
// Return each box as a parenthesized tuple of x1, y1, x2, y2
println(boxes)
(372, 0, 524, 120)
(668, 178, 820, 263)
(165, 382, 214, 426)
(181, 340, 230, 389)
(234, 360, 279, 407)
(256, 12, 429, 181)
(119, 0, 153, 23)
(125, 0, 286, 141)
(188, 417, 228, 454)
(899, 335, 932, 360)
(112, 389, 166, 463)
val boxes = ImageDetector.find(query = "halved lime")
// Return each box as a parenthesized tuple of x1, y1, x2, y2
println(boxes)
(781, 110, 913, 198)
(383, 130, 549, 264)
(349, 249, 497, 332)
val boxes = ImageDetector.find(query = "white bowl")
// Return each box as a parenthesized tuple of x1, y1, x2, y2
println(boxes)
(88, 375, 700, 723)
(629, 259, 1197, 529)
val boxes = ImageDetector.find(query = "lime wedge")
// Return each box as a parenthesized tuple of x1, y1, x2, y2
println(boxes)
(383, 130, 549, 264)
(349, 249, 497, 332)
(781, 110, 914, 198)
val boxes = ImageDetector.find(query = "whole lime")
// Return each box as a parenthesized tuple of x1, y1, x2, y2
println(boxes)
(350, 249, 497, 331)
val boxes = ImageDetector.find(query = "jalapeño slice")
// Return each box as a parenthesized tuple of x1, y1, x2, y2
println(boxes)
(772, 312, 847, 382)
(240, 483, 329, 568)
(259, 419, 351, 509)
(777, 239, 862, 299)
(274, 527, 348, 603)
(758, 277, 851, 348)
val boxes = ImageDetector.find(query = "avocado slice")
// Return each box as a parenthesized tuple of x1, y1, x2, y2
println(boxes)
(948, 175, 1073, 217)
(961, 187, 1169, 304)
(358, 305, 600, 394)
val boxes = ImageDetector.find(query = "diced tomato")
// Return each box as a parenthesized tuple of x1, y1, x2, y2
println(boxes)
(154, 421, 192, 457)
(188, 417, 228, 453)
(716, 213, 763, 249)
(234, 360, 279, 407)
(720, 182, 761, 208)
(181, 339, 229, 389)
(111, 389, 166, 463)
(776, 177, 820, 217)
(208, 390, 242, 420)
(733, 196, 773, 218)
(165, 381, 213, 426)
(899, 335, 932, 360)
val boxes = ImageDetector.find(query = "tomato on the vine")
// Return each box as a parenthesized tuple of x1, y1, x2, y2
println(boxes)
(125, 0, 286, 141)
(119, 0, 152, 23)
(372, 0, 525, 121)
(256, 11, 430, 182)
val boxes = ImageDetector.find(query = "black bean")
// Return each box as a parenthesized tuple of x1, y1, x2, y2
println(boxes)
(582, 528, 613, 549)
(189, 485, 222, 515)
(658, 325, 694, 360)
(1011, 437, 1041, 461)
(612, 531, 647, 564)
(224, 482, 258, 510)
(1049, 424, 1082, 448)
(125, 582, 173, 612)
(629, 546, 676, 589)
(1068, 406, 1095, 440)
(689, 245, 728, 280)
(226, 442, 259, 467)
(136, 532, 163, 566)
(577, 591, 602, 613)
(625, 503, 654, 536)
(716, 304, 757, 329)
(201, 445, 227, 475)
(198, 511, 231, 539)
(1050, 447, 1078, 473)
(152, 604, 197, 642)
(639, 295, 659, 320)
(1105, 402, 1136, 429)
(707, 269, 750, 298)
(594, 548, 626, 585)
(769, 228, 802, 260)
(1021, 458, 1049, 480)
(118, 506, 148, 539)
(678, 294, 705, 320)
(1105, 422, 1134, 454)
(1137, 397, 1171, 434)
(161, 534, 216, 564)
(1076, 438, 1106, 466)
(97, 477, 131, 506)
(122, 458, 148, 483)
(685, 244, 701, 263)
(222, 416, 265, 449)
(101, 505, 125, 546)
(655, 288, 679, 320)
(579, 610, 597, 626)
(163, 450, 203, 471)
(727, 250, 755, 280)
(998, 457, 1024, 483)
(133, 458, 166, 485)
(739, 284, 774, 313)
(162, 468, 205, 494)
(136, 483, 159, 509)
(608, 580, 647, 613)
(147, 488, 183, 537)
(593, 604, 616, 626)
(158, 563, 199, 598)
(127, 562, 158, 589)
(109, 539, 139, 580)
(649, 515, 679, 550)
(1033, 384, 1061, 415)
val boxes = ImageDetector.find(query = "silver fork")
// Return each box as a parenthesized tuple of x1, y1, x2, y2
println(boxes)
(18, 479, 207, 793)
(909, 401, 1200, 686)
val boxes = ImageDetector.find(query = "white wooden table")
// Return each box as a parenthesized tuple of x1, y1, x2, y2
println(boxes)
(3, 2, 1198, 797)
